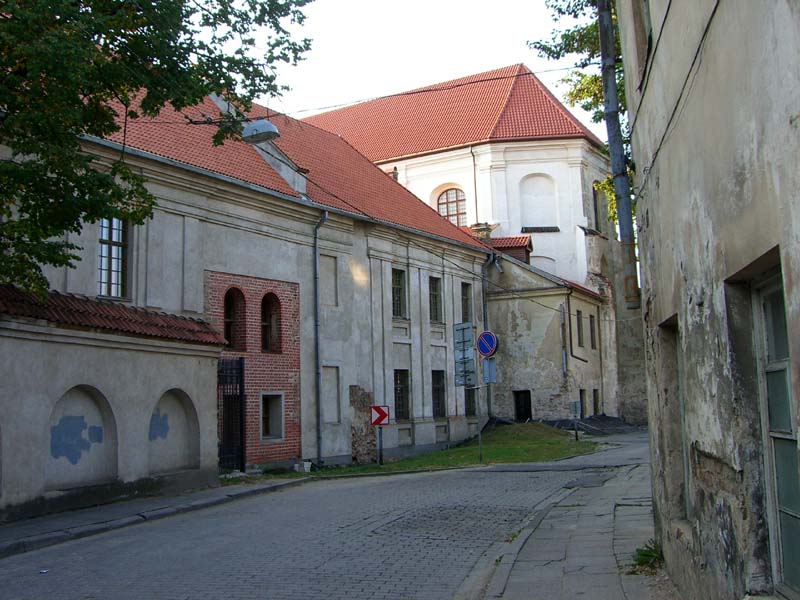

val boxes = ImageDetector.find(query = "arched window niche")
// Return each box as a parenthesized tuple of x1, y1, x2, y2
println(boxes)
(148, 389, 200, 475)
(223, 287, 247, 351)
(520, 174, 558, 229)
(261, 293, 282, 353)
(46, 385, 118, 490)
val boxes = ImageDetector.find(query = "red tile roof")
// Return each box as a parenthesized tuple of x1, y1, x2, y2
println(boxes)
(304, 64, 602, 162)
(0, 286, 225, 345)
(490, 235, 532, 250)
(103, 98, 487, 251)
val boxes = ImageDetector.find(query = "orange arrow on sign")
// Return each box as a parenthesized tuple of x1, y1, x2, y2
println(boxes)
(371, 405, 389, 426)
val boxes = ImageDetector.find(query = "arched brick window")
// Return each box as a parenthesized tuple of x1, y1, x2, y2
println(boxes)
(223, 288, 246, 351)
(261, 293, 281, 353)
(437, 188, 467, 226)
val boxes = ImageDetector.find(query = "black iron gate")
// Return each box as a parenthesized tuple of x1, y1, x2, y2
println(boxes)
(218, 357, 245, 471)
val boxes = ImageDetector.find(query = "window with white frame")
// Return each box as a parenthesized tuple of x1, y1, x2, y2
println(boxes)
(98, 218, 127, 297)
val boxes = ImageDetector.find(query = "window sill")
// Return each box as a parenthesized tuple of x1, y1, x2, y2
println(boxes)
(260, 436, 284, 444)
(96, 294, 132, 303)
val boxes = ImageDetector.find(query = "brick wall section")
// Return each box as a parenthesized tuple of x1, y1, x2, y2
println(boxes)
(205, 271, 301, 467)
(501, 247, 530, 264)
(350, 385, 376, 464)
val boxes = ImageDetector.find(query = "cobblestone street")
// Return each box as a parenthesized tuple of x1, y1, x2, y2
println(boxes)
(0, 434, 652, 600)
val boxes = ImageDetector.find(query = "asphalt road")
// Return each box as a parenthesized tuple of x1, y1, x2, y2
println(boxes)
(0, 432, 648, 600)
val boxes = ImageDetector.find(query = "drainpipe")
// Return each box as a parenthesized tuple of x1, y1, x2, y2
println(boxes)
(314, 210, 329, 466)
(470, 146, 479, 222)
(481, 253, 495, 416)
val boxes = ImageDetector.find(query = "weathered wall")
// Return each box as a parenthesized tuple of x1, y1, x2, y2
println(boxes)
(617, 0, 800, 597)
(488, 258, 605, 420)
(0, 320, 218, 519)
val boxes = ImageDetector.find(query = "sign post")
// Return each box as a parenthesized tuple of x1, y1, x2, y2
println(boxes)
(371, 405, 389, 465)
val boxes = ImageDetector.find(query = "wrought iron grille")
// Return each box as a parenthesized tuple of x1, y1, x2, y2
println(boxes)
(218, 357, 245, 471)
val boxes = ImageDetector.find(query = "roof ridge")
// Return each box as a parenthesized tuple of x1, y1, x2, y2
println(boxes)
(488, 64, 526, 139)
(516, 68, 604, 146)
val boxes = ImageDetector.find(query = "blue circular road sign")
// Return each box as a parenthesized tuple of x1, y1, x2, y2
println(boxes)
(476, 330, 498, 357)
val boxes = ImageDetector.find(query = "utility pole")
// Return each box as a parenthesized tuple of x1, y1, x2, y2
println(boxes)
(597, 0, 641, 309)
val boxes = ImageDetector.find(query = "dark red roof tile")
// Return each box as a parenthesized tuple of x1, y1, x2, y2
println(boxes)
(102, 97, 486, 251)
(305, 64, 602, 162)
(490, 235, 531, 249)
(0, 286, 225, 345)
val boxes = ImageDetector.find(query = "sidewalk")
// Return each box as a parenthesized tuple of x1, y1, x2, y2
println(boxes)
(0, 477, 307, 559)
(483, 463, 680, 600)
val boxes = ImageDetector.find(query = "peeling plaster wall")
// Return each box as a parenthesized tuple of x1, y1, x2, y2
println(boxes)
(488, 260, 605, 420)
(0, 324, 218, 518)
(617, 1, 800, 597)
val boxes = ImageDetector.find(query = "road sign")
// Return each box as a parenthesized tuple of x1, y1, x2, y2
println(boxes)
(454, 323, 477, 386)
(476, 330, 499, 357)
(371, 405, 390, 426)
(482, 357, 496, 384)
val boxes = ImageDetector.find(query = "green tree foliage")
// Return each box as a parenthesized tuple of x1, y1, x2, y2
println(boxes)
(0, 0, 312, 294)
(530, 0, 633, 221)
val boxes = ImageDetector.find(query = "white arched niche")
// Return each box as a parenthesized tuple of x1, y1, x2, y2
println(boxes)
(519, 174, 558, 229)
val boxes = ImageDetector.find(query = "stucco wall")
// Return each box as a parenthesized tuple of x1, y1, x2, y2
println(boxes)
(488, 259, 605, 421)
(40, 145, 489, 466)
(383, 140, 609, 285)
(0, 320, 218, 518)
(618, 1, 800, 597)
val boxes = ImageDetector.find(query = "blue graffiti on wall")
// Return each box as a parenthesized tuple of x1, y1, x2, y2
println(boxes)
(50, 416, 104, 465)
(149, 407, 170, 441)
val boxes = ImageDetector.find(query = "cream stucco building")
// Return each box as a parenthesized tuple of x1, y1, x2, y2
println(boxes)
(308, 64, 646, 423)
(617, 1, 800, 598)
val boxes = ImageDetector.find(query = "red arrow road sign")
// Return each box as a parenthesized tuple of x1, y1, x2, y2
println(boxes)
(371, 405, 390, 426)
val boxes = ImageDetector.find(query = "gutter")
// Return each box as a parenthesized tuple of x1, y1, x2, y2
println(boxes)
(313, 210, 329, 466)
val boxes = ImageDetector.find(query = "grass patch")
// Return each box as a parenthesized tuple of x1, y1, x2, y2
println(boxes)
(314, 422, 596, 477)
(630, 538, 664, 574)
(218, 422, 596, 485)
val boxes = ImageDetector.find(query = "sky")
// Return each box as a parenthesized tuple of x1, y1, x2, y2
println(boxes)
(268, 0, 605, 139)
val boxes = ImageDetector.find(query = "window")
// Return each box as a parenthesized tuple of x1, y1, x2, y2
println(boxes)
(593, 389, 601, 415)
(579, 389, 587, 419)
(757, 280, 799, 593)
(590, 314, 597, 349)
(576, 310, 584, 347)
(429, 277, 442, 322)
(261, 393, 283, 439)
(592, 185, 603, 233)
(392, 269, 406, 318)
(437, 188, 467, 227)
(261, 293, 281, 353)
(432, 370, 446, 418)
(97, 218, 127, 297)
(394, 370, 410, 421)
(465, 387, 477, 417)
(461, 282, 472, 323)
(223, 288, 246, 350)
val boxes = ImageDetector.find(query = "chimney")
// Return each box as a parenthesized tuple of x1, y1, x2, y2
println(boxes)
(469, 222, 498, 241)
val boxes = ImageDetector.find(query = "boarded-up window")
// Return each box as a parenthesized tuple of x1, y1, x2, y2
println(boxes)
(320, 255, 338, 306)
(322, 366, 341, 424)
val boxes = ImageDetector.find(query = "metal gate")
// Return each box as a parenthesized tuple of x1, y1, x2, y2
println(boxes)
(218, 357, 245, 471)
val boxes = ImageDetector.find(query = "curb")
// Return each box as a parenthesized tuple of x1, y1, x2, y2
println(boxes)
(0, 478, 310, 560)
